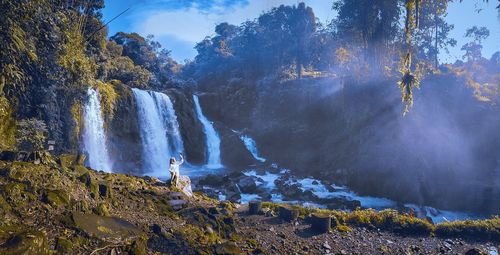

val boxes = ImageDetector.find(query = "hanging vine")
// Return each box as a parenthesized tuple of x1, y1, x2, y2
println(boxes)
(398, 0, 422, 116)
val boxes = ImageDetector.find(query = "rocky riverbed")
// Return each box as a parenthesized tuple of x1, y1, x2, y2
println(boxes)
(0, 156, 498, 254)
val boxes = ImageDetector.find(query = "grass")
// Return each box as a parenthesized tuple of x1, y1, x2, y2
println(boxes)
(261, 202, 499, 240)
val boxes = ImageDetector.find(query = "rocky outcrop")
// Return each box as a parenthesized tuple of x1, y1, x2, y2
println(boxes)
(107, 82, 143, 174)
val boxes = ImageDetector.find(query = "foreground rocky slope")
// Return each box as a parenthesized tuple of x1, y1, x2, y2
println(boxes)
(0, 157, 498, 254)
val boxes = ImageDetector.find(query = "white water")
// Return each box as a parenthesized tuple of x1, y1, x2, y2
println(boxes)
(133, 88, 184, 177)
(193, 95, 223, 168)
(82, 87, 113, 172)
(240, 135, 266, 162)
(240, 169, 482, 223)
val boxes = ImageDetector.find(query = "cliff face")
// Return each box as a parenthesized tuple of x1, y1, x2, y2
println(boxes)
(199, 74, 500, 214)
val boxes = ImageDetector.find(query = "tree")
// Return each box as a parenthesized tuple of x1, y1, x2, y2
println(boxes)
(414, 0, 456, 67)
(461, 26, 490, 62)
(332, 0, 401, 66)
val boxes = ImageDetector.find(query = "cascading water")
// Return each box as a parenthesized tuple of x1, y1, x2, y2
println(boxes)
(193, 95, 222, 168)
(132, 88, 184, 177)
(82, 87, 113, 172)
(240, 135, 266, 162)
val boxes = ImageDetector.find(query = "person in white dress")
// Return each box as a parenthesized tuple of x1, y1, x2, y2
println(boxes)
(169, 154, 183, 188)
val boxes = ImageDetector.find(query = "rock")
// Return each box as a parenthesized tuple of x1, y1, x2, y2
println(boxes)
(168, 200, 188, 210)
(78, 172, 92, 187)
(215, 241, 243, 255)
(198, 174, 229, 187)
(72, 212, 142, 242)
(130, 237, 147, 255)
(178, 175, 193, 197)
(0, 230, 50, 255)
(248, 201, 262, 215)
(94, 203, 110, 217)
(42, 190, 70, 207)
(58, 154, 77, 168)
(323, 241, 331, 250)
(237, 176, 258, 193)
(99, 182, 113, 199)
(465, 248, 487, 255)
(310, 213, 331, 233)
(56, 237, 73, 253)
(278, 206, 299, 222)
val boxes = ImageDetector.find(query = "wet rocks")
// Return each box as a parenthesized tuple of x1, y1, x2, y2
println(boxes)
(465, 248, 488, 255)
(237, 176, 258, 193)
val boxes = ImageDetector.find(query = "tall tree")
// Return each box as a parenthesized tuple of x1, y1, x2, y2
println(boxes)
(414, 0, 456, 68)
(461, 26, 490, 62)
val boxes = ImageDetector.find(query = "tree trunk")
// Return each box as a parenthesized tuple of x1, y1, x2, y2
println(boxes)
(434, 8, 439, 68)
(310, 213, 331, 233)
(278, 206, 299, 222)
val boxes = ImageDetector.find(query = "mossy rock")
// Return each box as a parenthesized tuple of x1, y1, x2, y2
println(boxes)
(130, 236, 148, 255)
(77, 172, 92, 187)
(72, 200, 91, 213)
(94, 203, 110, 217)
(98, 182, 113, 199)
(215, 241, 243, 255)
(56, 236, 73, 253)
(0, 230, 50, 255)
(72, 212, 142, 242)
(0, 194, 12, 213)
(58, 154, 77, 168)
(43, 190, 70, 207)
(4, 182, 30, 207)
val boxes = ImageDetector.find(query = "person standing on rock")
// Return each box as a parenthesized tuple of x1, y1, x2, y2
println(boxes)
(169, 154, 184, 188)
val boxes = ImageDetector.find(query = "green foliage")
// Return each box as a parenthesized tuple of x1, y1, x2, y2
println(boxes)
(435, 216, 500, 240)
(94, 81, 119, 119)
(58, 21, 97, 86)
(16, 118, 48, 152)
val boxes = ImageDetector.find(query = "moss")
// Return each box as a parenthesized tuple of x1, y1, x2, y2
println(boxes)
(435, 216, 500, 240)
(0, 95, 16, 151)
(130, 236, 148, 255)
(43, 189, 70, 207)
(94, 80, 118, 122)
(337, 225, 353, 233)
(70, 100, 82, 144)
(59, 154, 77, 168)
(56, 237, 73, 253)
(94, 203, 110, 217)
(0, 194, 12, 213)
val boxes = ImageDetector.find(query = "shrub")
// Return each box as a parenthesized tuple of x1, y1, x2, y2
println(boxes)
(435, 216, 500, 240)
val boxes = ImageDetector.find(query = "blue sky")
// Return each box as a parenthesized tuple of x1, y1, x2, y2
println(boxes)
(103, 0, 499, 63)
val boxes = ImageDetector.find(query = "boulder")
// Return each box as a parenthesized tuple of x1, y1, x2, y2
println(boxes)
(215, 241, 243, 255)
(465, 248, 488, 255)
(42, 190, 70, 207)
(248, 201, 262, 215)
(178, 175, 193, 197)
(237, 176, 257, 193)
(72, 212, 142, 242)
(278, 206, 299, 222)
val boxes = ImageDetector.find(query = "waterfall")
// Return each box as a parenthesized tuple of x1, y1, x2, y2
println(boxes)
(240, 135, 266, 162)
(132, 88, 184, 176)
(193, 95, 223, 168)
(82, 87, 113, 172)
